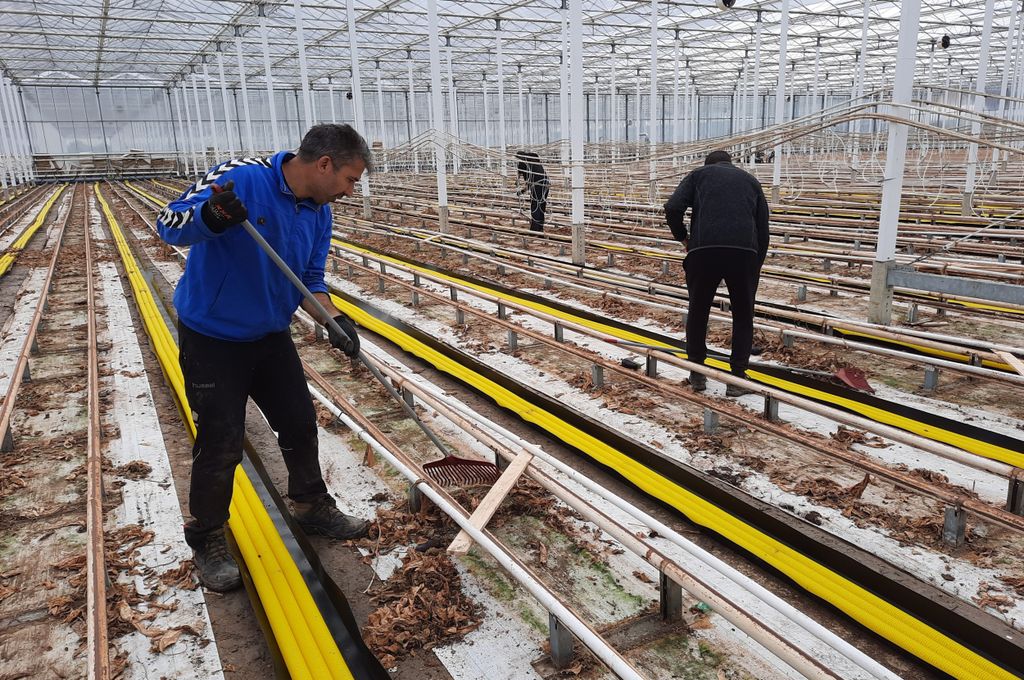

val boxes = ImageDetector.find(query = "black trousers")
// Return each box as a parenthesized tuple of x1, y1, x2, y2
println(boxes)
(529, 181, 549, 232)
(684, 248, 761, 376)
(178, 322, 327, 547)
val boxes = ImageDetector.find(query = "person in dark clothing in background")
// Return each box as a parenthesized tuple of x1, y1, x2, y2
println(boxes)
(664, 149, 770, 397)
(515, 150, 550, 232)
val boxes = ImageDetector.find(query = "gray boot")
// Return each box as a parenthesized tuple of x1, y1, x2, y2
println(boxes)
(689, 372, 707, 392)
(293, 495, 370, 540)
(193, 527, 242, 592)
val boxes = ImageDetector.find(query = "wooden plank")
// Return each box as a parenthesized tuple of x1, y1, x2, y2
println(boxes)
(996, 350, 1024, 377)
(447, 452, 534, 555)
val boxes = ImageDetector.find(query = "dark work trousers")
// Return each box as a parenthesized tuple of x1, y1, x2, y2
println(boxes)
(529, 179, 550, 232)
(684, 248, 761, 376)
(178, 321, 327, 548)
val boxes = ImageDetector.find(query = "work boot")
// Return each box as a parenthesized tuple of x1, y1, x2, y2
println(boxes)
(293, 495, 370, 540)
(192, 527, 242, 593)
(688, 372, 707, 392)
(725, 384, 753, 397)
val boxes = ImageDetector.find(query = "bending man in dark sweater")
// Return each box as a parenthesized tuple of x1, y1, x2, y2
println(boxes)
(663, 150, 770, 396)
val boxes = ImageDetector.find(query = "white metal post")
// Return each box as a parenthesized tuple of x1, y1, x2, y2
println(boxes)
(771, 0, 791, 202)
(234, 32, 255, 154)
(328, 77, 337, 123)
(201, 61, 220, 159)
(750, 13, 763, 135)
(570, 0, 586, 265)
(259, 7, 280, 150)
(963, 0, 997, 213)
(648, 0, 659, 202)
(869, 0, 922, 325)
(427, 0, 449, 231)
(991, 0, 1020, 167)
(171, 85, 191, 175)
(293, 0, 312, 130)
(5, 78, 31, 182)
(0, 79, 16, 190)
(180, 81, 200, 174)
(482, 75, 491, 169)
(190, 73, 209, 168)
(0, 77, 26, 183)
(560, 2, 570, 176)
(610, 56, 618, 158)
(517, 67, 526, 147)
(672, 36, 681, 149)
(407, 60, 419, 173)
(445, 40, 460, 174)
(495, 24, 507, 176)
(376, 62, 388, 170)
(851, 0, 870, 169)
(216, 49, 235, 157)
(346, 0, 371, 217)
(635, 68, 642, 153)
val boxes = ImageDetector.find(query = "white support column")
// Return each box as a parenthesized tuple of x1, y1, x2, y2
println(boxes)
(526, 87, 533, 144)
(682, 63, 690, 143)
(376, 62, 387, 163)
(234, 31, 255, 154)
(2, 77, 30, 183)
(293, 0, 313, 129)
(171, 85, 191, 175)
(560, 2, 569, 176)
(482, 75, 492, 169)
(963, 0, 997, 213)
(992, 0, 1020, 167)
(635, 68, 642, 152)
(427, 0, 450, 231)
(569, 0, 586, 265)
(328, 77, 337, 123)
(259, 7, 280, 150)
(445, 41, 460, 174)
(750, 13, 763, 135)
(0, 77, 19, 188)
(0, 78, 17, 190)
(869, 0, 921, 325)
(851, 0, 870, 169)
(737, 60, 747, 136)
(610, 55, 618, 158)
(216, 48, 236, 157)
(407, 60, 419, 173)
(346, 0, 371, 216)
(648, 0, 659, 202)
(180, 81, 200, 174)
(672, 35, 681, 149)
(201, 61, 221, 159)
(495, 24, 507, 176)
(190, 73, 209, 169)
(593, 76, 601, 158)
(771, 0, 790, 203)
(810, 36, 822, 118)
(517, 66, 526, 147)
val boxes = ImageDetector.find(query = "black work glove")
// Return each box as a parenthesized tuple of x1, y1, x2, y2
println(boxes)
(328, 313, 360, 358)
(201, 180, 248, 233)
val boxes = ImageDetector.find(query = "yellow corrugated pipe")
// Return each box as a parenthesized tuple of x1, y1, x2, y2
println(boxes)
(333, 238, 1024, 469)
(335, 291, 1015, 680)
(0, 184, 66, 277)
(94, 184, 353, 680)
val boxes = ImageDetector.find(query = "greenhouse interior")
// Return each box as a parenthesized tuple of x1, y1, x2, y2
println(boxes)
(1, 1, 1024, 679)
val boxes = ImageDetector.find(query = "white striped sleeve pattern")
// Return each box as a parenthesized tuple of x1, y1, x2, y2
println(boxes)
(158, 156, 272, 229)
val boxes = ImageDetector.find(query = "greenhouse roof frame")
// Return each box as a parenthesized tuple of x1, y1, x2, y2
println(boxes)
(0, 0, 1018, 94)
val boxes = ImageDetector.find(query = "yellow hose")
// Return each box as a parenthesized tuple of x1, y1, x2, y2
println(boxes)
(0, 184, 66, 277)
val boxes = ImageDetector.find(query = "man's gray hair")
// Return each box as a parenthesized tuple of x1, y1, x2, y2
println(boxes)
(297, 123, 374, 173)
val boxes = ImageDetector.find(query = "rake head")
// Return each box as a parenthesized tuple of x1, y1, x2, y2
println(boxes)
(423, 455, 501, 486)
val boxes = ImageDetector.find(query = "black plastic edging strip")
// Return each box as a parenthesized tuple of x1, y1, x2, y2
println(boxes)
(240, 451, 390, 679)
(335, 289, 1024, 675)
(338, 238, 1024, 460)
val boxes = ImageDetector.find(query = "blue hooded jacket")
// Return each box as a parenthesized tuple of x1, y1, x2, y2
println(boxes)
(157, 151, 332, 342)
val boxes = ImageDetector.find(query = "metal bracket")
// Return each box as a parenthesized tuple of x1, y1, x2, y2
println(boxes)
(548, 613, 574, 669)
(703, 408, 719, 434)
(1007, 469, 1024, 516)
(659, 571, 683, 621)
(888, 266, 1024, 307)
(942, 505, 967, 547)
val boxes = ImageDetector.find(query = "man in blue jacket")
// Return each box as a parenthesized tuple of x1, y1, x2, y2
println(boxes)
(158, 124, 373, 592)
(664, 149, 770, 397)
